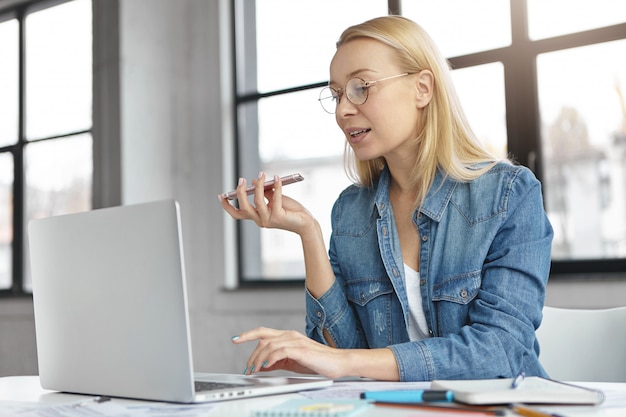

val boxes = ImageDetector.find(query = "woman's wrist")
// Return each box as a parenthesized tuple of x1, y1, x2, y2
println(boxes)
(343, 348, 401, 381)
(298, 217, 323, 243)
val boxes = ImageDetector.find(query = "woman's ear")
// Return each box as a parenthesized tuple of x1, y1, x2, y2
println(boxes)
(415, 69, 434, 108)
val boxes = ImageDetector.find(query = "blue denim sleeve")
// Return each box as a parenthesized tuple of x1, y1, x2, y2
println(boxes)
(305, 279, 367, 348)
(305, 214, 369, 348)
(390, 167, 553, 381)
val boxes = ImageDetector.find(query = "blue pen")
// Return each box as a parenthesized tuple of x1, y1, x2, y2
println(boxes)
(360, 389, 454, 403)
(511, 372, 526, 389)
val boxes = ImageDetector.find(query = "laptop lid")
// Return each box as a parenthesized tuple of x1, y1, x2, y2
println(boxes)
(29, 200, 332, 403)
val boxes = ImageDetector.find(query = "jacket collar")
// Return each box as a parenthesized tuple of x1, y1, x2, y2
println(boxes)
(375, 166, 458, 223)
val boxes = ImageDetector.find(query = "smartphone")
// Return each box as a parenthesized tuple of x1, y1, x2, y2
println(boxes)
(221, 173, 304, 201)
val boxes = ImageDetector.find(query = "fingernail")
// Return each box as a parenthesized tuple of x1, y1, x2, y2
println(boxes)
(238, 177, 244, 186)
(243, 366, 248, 374)
(258, 171, 264, 179)
(231, 335, 240, 341)
(217, 194, 224, 202)
(249, 364, 256, 373)
(261, 360, 269, 368)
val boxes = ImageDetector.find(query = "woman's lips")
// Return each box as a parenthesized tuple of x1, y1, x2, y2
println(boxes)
(347, 128, 371, 144)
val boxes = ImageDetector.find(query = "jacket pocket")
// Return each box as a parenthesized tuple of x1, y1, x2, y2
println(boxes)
(432, 270, 481, 305)
(344, 278, 401, 347)
(345, 278, 394, 306)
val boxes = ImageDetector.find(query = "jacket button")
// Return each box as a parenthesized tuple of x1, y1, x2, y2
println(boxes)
(422, 235, 428, 242)
(420, 279, 426, 286)
(382, 226, 387, 236)
(316, 311, 322, 317)
(361, 292, 365, 301)
(460, 289, 468, 298)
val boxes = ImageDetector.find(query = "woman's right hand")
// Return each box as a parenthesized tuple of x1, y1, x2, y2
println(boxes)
(218, 172, 315, 236)
(219, 172, 336, 299)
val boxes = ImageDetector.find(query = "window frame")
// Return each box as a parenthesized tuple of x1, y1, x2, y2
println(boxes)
(0, 0, 93, 298)
(232, 0, 626, 286)
(442, 2, 626, 276)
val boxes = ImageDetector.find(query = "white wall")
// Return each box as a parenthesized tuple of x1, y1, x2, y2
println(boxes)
(1, 0, 626, 377)
(106, 0, 310, 375)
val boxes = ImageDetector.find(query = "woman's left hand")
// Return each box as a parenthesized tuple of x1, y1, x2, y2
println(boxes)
(231, 327, 349, 380)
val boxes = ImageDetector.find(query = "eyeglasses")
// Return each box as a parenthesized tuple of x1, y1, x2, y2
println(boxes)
(318, 72, 413, 114)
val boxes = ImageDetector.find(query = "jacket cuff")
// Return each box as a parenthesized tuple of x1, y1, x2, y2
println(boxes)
(388, 342, 433, 381)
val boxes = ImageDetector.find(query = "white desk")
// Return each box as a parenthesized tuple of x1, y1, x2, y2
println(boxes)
(1, 376, 625, 416)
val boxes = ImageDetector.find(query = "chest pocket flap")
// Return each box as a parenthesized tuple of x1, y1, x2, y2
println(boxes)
(345, 278, 394, 307)
(432, 270, 481, 305)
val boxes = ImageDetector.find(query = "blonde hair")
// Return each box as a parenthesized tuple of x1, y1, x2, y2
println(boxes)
(336, 16, 507, 208)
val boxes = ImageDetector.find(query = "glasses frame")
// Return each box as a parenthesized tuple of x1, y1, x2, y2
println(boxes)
(318, 72, 414, 114)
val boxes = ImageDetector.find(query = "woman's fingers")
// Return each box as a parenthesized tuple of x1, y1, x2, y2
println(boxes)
(232, 328, 342, 378)
(232, 326, 284, 343)
(253, 172, 271, 225)
(219, 173, 309, 234)
(219, 174, 267, 224)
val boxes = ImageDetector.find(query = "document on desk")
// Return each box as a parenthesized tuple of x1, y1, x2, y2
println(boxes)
(0, 399, 219, 417)
(0, 399, 139, 417)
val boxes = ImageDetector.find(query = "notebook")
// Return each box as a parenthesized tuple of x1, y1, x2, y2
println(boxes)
(430, 377, 604, 405)
(28, 200, 332, 403)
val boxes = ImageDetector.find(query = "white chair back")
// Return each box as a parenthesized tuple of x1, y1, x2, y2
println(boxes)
(536, 306, 626, 382)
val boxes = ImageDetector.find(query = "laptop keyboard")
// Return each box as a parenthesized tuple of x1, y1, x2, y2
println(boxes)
(194, 380, 248, 392)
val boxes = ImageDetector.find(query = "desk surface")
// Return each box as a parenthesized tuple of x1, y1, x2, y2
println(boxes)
(1, 376, 625, 417)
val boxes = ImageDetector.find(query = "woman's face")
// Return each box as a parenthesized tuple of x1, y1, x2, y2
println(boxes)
(329, 38, 424, 163)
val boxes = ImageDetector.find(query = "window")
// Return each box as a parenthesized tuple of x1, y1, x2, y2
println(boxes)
(233, 0, 626, 285)
(538, 40, 626, 261)
(0, 0, 92, 295)
(234, 0, 388, 282)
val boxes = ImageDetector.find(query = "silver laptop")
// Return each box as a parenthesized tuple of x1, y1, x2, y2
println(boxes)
(28, 200, 332, 403)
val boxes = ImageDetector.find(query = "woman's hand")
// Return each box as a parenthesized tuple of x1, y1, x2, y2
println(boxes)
(231, 327, 350, 380)
(219, 172, 314, 236)
(219, 172, 337, 305)
(232, 327, 402, 381)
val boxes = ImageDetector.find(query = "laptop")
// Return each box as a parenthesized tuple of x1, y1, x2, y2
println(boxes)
(28, 200, 332, 403)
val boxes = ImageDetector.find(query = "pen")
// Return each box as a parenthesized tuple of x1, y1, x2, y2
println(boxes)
(511, 372, 526, 389)
(360, 389, 454, 403)
(510, 404, 566, 417)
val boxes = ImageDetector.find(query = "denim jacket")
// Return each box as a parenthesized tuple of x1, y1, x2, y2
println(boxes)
(305, 163, 553, 381)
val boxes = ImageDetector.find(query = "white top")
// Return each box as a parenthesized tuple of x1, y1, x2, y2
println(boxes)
(404, 264, 430, 341)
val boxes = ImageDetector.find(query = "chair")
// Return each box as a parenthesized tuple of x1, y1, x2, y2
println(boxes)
(536, 306, 626, 382)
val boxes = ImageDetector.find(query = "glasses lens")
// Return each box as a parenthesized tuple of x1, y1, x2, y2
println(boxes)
(319, 87, 338, 114)
(346, 78, 368, 105)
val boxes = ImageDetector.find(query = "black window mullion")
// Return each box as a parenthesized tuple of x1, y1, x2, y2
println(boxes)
(388, 0, 401, 15)
(10, 5, 26, 295)
(503, 0, 543, 179)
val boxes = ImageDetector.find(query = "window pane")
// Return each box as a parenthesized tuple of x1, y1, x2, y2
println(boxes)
(239, 89, 351, 281)
(250, 0, 388, 94)
(451, 63, 508, 159)
(538, 40, 626, 260)
(528, 0, 626, 40)
(0, 153, 13, 290)
(25, 0, 92, 140)
(0, 18, 18, 147)
(23, 134, 93, 291)
(259, 89, 345, 162)
(402, 0, 511, 57)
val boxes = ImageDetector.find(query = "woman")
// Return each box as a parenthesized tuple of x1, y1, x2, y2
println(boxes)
(220, 15, 553, 381)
